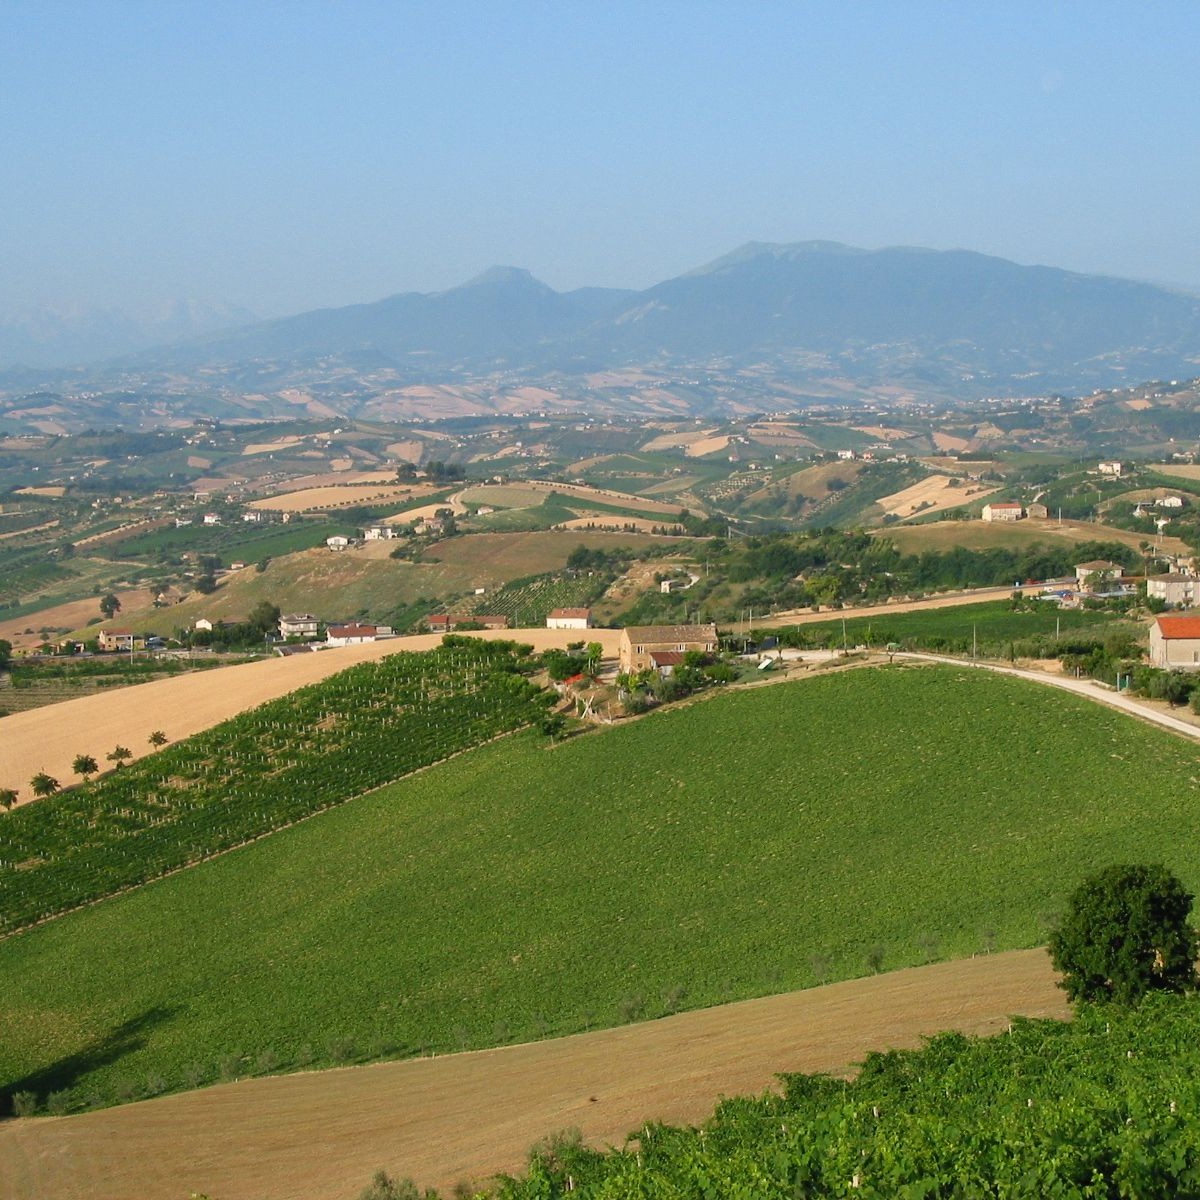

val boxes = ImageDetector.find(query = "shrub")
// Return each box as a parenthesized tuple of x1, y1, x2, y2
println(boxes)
(1049, 863, 1198, 1004)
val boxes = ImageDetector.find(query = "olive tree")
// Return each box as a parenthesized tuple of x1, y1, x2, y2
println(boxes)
(1049, 863, 1198, 1005)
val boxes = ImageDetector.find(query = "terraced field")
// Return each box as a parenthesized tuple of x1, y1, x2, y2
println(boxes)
(3, 664, 1199, 1120)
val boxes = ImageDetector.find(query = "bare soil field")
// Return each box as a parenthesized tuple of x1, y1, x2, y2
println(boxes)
(522, 479, 695, 516)
(12, 487, 65, 498)
(685, 434, 731, 457)
(881, 516, 1190, 557)
(0, 628, 622, 803)
(1151, 462, 1200, 481)
(932, 431, 972, 452)
(0, 950, 1066, 1200)
(241, 436, 307, 456)
(0, 589, 148, 651)
(248, 484, 429, 513)
(877, 474, 998, 518)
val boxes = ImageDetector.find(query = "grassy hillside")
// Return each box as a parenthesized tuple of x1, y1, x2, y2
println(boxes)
(4, 665, 1200, 1114)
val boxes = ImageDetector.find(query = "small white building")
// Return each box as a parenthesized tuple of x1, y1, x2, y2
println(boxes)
(546, 607, 592, 630)
(982, 501, 1024, 522)
(362, 525, 397, 540)
(326, 535, 351, 551)
(1159, 496, 1185, 509)
(242, 510, 266, 523)
(202, 512, 221, 526)
(193, 618, 214, 632)
(1098, 461, 1123, 477)
(325, 622, 393, 647)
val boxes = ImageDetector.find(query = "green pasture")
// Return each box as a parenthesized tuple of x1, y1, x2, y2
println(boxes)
(3, 664, 1200, 1112)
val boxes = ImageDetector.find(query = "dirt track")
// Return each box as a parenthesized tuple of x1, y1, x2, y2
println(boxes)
(0, 949, 1066, 1200)
(0, 628, 622, 804)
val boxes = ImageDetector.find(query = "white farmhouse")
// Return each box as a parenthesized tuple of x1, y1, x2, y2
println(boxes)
(546, 608, 592, 630)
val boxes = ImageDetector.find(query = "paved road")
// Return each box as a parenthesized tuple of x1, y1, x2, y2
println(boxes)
(900, 652, 1200, 742)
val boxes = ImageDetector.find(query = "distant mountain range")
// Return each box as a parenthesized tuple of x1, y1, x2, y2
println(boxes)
(0, 299, 258, 369)
(5, 243, 1200, 423)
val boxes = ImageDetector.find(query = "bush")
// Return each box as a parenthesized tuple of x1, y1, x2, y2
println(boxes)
(1049, 863, 1198, 1004)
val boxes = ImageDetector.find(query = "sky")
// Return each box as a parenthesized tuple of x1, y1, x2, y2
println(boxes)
(2, 1, 1200, 318)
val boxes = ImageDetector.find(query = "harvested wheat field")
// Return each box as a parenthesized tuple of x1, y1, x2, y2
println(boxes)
(0, 628, 622, 805)
(0, 950, 1067, 1200)
(248, 484, 430, 513)
(0, 589, 148, 651)
(877, 473, 997, 518)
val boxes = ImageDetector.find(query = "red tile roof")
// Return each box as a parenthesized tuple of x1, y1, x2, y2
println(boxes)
(1156, 616, 1200, 639)
(549, 608, 591, 618)
(650, 651, 686, 666)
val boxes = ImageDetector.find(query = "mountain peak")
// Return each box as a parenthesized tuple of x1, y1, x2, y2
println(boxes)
(458, 266, 552, 291)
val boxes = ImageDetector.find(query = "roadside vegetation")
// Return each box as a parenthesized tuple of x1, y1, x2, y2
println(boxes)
(4, 666, 1200, 1116)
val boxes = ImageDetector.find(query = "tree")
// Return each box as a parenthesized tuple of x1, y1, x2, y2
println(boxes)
(107, 745, 133, 770)
(30, 772, 60, 798)
(72, 754, 99, 781)
(148, 730, 168, 747)
(246, 600, 281, 636)
(0, 638, 11, 670)
(1049, 863, 1198, 1005)
(0, 788, 18, 810)
(99, 593, 121, 619)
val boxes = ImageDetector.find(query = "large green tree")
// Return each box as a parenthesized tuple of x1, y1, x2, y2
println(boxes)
(1049, 863, 1198, 1004)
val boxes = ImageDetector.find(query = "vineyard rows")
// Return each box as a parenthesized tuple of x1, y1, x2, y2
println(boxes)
(498, 993, 1200, 1197)
(461, 572, 604, 625)
(0, 638, 551, 933)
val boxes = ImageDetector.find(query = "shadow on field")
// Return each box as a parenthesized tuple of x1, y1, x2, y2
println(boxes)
(2, 1004, 179, 1113)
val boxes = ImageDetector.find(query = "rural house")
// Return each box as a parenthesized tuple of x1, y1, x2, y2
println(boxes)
(325, 623, 393, 647)
(619, 623, 719, 673)
(362, 525, 397, 540)
(1147, 574, 1199, 608)
(1075, 560, 1125, 588)
(98, 628, 140, 652)
(325, 535, 351, 551)
(546, 607, 592, 630)
(1149, 615, 1200, 670)
(981, 501, 1024, 522)
(1026, 502, 1049, 519)
(426, 614, 510, 633)
(279, 613, 320, 639)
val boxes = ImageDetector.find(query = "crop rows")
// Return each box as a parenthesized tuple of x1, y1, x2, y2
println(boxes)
(497, 993, 1200, 1198)
(0, 638, 551, 933)
(471, 572, 604, 625)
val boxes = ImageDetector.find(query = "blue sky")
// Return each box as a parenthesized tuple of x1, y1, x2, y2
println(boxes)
(2, 2, 1199, 316)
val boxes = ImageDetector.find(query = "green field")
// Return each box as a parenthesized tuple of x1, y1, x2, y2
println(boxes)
(764, 599, 1129, 654)
(4, 664, 1200, 1113)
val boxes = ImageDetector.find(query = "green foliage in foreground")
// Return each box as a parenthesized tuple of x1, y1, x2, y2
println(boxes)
(0, 639, 551, 932)
(4, 666, 1200, 1113)
(496, 993, 1200, 1198)
(1050, 864, 1199, 1005)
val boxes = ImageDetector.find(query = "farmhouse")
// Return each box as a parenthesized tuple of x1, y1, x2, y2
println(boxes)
(1075, 560, 1125, 588)
(546, 607, 592, 630)
(981, 501, 1024, 522)
(1026, 502, 1049, 519)
(1147, 574, 1199, 608)
(97, 628, 140, 652)
(1098, 461, 1123, 477)
(1159, 495, 1185, 509)
(649, 650, 685, 677)
(279, 613, 320, 639)
(619, 623, 719, 673)
(325, 535, 351, 551)
(325, 623, 392, 647)
(1149, 614, 1200, 670)
(362, 525, 397, 540)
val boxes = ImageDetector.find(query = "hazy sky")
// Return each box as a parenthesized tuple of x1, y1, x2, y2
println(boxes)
(3, 2, 1199, 317)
